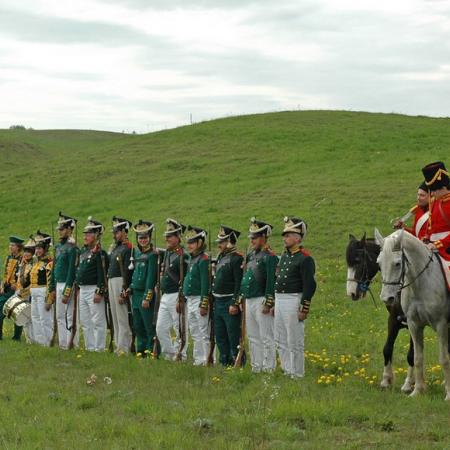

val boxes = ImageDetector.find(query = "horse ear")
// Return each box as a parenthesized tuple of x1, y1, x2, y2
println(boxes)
(361, 232, 366, 244)
(349, 234, 356, 241)
(374, 228, 384, 247)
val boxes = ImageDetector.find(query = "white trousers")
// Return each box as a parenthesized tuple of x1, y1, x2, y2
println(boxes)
(79, 285, 106, 352)
(156, 292, 188, 361)
(246, 296, 276, 373)
(108, 277, 132, 354)
(56, 282, 79, 349)
(30, 287, 53, 347)
(274, 293, 305, 378)
(186, 296, 210, 366)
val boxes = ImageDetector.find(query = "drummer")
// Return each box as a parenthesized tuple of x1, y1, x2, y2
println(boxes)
(16, 237, 36, 343)
(30, 231, 53, 346)
(0, 236, 24, 341)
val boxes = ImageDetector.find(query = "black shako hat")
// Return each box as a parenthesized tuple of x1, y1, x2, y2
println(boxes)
(422, 161, 449, 191)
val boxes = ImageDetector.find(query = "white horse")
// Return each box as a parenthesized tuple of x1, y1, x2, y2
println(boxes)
(375, 228, 450, 400)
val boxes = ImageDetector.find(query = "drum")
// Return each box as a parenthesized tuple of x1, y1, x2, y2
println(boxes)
(2, 294, 31, 327)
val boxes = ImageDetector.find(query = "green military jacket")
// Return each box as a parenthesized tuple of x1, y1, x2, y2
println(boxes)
(240, 246, 278, 307)
(130, 246, 159, 303)
(183, 251, 210, 308)
(108, 241, 133, 288)
(212, 249, 243, 305)
(49, 238, 78, 297)
(161, 246, 188, 294)
(75, 245, 108, 295)
(275, 246, 316, 309)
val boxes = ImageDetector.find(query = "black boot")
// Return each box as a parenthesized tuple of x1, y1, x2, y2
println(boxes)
(12, 324, 22, 341)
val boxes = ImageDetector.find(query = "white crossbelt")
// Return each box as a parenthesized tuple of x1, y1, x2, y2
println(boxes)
(415, 211, 429, 237)
(431, 231, 450, 241)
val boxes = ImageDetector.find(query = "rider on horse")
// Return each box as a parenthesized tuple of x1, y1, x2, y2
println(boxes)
(422, 161, 450, 262)
(393, 181, 430, 240)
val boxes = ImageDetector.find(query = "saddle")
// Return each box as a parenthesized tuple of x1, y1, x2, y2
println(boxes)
(437, 255, 450, 292)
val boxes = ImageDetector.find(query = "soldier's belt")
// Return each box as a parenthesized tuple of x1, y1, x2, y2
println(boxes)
(212, 293, 234, 298)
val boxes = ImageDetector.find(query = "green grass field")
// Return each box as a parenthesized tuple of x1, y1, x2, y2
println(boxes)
(1, 111, 450, 449)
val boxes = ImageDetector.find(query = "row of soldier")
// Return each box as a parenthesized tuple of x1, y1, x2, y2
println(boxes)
(0, 215, 316, 378)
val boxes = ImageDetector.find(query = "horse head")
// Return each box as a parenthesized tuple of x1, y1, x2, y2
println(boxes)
(375, 228, 404, 306)
(346, 232, 381, 300)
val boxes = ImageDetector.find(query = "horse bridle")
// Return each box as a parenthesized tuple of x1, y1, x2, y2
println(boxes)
(347, 245, 376, 292)
(347, 244, 378, 306)
(381, 249, 435, 290)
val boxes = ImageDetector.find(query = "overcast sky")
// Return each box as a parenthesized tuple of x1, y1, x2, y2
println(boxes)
(0, 0, 449, 132)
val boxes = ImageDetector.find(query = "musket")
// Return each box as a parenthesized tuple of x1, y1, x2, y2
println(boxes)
(152, 227, 161, 359)
(175, 246, 186, 362)
(49, 222, 58, 347)
(68, 283, 78, 350)
(207, 227, 215, 366)
(100, 243, 114, 352)
(234, 244, 251, 368)
(117, 252, 136, 354)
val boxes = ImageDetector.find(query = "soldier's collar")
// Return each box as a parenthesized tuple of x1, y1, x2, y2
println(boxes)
(223, 246, 236, 255)
(288, 244, 301, 254)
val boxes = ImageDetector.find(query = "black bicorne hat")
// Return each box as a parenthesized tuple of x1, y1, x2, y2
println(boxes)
(112, 216, 132, 232)
(83, 217, 104, 234)
(248, 217, 273, 238)
(216, 225, 241, 243)
(185, 226, 207, 243)
(164, 218, 186, 237)
(35, 230, 52, 248)
(57, 211, 77, 230)
(282, 216, 307, 237)
(133, 220, 154, 237)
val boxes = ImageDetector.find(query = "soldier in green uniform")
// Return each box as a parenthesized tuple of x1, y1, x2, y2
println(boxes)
(156, 218, 188, 361)
(240, 218, 278, 373)
(275, 217, 316, 378)
(107, 216, 134, 354)
(0, 236, 24, 341)
(16, 237, 36, 342)
(129, 220, 159, 356)
(183, 226, 211, 365)
(76, 218, 108, 352)
(212, 225, 243, 366)
(48, 212, 79, 350)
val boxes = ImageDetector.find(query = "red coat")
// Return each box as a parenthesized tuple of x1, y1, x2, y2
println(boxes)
(405, 205, 429, 240)
(427, 193, 450, 261)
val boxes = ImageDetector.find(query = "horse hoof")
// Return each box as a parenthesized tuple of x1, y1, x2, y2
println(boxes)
(401, 383, 413, 393)
(445, 393, 450, 402)
(380, 380, 393, 389)
(409, 387, 425, 397)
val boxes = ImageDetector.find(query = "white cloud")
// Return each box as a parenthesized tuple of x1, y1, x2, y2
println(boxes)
(0, 0, 449, 131)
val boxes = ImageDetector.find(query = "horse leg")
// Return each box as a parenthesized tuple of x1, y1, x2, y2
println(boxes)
(436, 320, 450, 401)
(401, 336, 415, 393)
(409, 323, 426, 397)
(381, 313, 399, 388)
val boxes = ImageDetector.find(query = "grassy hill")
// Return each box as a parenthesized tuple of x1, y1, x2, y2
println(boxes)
(1, 110, 449, 258)
(1, 111, 450, 449)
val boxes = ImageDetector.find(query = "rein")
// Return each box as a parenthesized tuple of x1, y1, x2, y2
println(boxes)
(382, 249, 435, 290)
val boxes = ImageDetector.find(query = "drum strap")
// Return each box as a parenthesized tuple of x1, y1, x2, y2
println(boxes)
(7, 299, 28, 319)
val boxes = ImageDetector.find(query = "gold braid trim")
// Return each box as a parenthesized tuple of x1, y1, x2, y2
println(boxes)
(425, 168, 449, 186)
